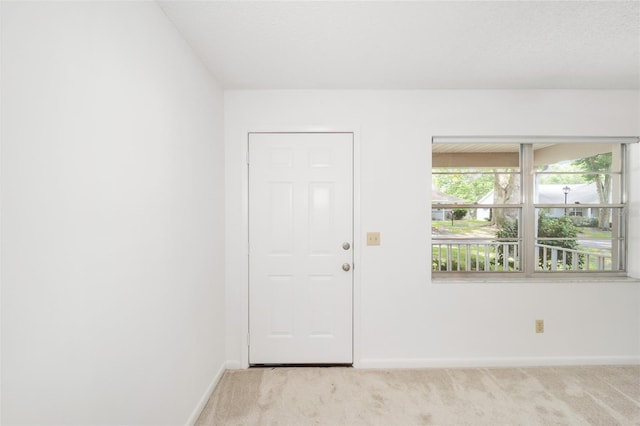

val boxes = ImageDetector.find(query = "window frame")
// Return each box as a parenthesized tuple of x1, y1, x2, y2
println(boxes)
(431, 136, 638, 279)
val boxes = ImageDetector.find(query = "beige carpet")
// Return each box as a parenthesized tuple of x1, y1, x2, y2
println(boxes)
(196, 366, 640, 425)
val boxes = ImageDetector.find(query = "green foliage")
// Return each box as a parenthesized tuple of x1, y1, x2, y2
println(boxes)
(495, 218, 518, 265)
(537, 162, 587, 184)
(452, 209, 467, 220)
(585, 217, 600, 228)
(538, 214, 579, 244)
(572, 153, 612, 183)
(433, 170, 494, 203)
(572, 153, 612, 230)
(536, 213, 584, 270)
(537, 153, 611, 186)
(495, 218, 518, 240)
(493, 214, 584, 270)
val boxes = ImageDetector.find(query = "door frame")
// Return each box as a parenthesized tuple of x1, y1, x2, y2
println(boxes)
(240, 127, 362, 368)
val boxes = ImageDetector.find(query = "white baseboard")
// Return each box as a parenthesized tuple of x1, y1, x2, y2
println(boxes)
(185, 361, 228, 426)
(357, 356, 640, 369)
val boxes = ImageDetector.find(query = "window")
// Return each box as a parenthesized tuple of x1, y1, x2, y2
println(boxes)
(431, 137, 637, 276)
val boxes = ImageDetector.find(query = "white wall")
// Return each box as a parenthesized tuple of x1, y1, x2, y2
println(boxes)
(225, 90, 640, 368)
(1, 2, 225, 424)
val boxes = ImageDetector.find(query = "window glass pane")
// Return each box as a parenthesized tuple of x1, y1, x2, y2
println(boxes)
(534, 208, 623, 272)
(533, 177, 620, 204)
(433, 171, 521, 204)
(534, 144, 622, 203)
(432, 208, 521, 272)
(534, 143, 620, 173)
(431, 141, 628, 275)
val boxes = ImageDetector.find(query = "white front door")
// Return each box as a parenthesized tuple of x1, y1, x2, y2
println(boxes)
(248, 133, 353, 364)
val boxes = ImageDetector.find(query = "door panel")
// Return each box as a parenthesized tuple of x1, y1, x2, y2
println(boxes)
(249, 133, 353, 364)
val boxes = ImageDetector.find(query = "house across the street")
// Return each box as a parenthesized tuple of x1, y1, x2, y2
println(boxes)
(476, 183, 601, 221)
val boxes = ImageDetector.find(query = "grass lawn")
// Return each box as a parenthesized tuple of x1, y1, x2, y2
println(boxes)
(432, 219, 490, 228)
(432, 219, 494, 235)
(577, 228, 612, 239)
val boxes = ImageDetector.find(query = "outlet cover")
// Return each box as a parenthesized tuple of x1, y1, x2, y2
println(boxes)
(535, 319, 544, 333)
(367, 232, 380, 246)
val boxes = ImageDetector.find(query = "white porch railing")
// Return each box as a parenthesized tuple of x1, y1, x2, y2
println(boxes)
(535, 243, 610, 271)
(431, 240, 520, 272)
(432, 240, 611, 272)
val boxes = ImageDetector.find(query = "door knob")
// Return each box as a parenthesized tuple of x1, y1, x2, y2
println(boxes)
(342, 263, 351, 272)
(342, 242, 351, 250)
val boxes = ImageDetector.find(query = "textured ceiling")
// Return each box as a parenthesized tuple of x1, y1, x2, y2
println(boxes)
(159, 1, 640, 90)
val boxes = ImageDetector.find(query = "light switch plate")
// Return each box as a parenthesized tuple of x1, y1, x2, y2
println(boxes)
(367, 232, 380, 246)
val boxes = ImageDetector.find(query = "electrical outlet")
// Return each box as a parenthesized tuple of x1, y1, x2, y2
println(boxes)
(535, 319, 544, 334)
(367, 232, 380, 246)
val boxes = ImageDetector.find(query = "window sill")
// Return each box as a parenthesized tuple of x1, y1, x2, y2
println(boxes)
(431, 274, 640, 284)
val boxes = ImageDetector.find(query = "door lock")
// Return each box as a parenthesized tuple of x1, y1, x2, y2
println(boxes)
(342, 242, 351, 250)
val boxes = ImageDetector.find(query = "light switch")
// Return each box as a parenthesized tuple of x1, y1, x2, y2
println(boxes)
(367, 232, 380, 246)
